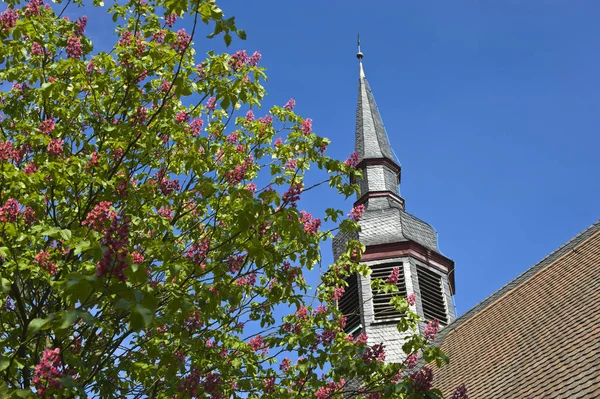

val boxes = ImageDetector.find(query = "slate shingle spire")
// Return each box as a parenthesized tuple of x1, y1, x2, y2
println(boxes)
(354, 41, 404, 209)
(355, 42, 396, 163)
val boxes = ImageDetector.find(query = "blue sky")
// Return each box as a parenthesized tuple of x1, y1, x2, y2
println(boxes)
(213, 0, 600, 314)
(68, 0, 598, 315)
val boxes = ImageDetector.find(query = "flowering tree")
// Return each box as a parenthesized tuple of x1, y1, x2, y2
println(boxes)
(0, 0, 462, 397)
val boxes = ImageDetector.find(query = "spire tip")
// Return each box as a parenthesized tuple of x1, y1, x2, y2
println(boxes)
(356, 34, 364, 60)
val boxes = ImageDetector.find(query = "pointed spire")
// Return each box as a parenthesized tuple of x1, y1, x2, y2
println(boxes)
(355, 40, 397, 164)
(357, 34, 365, 78)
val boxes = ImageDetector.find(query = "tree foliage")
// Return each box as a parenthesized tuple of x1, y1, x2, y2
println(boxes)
(0, 0, 453, 397)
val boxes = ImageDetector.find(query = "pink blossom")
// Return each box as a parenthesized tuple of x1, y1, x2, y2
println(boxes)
(152, 29, 166, 43)
(178, 368, 201, 396)
(280, 357, 291, 371)
(157, 206, 173, 221)
(410, 366, 433, 392)
(424, 318, 440, 340)
(282, 183, 302, 207)
(133, 106, 147, 124)
(249, 51, 261, 66)
(295, 306, 309, 320)
(274, 137, 283, 147)
(86, 151, 99, 168)
(404, 352, 418, 369)
(386, 267, 401, 285)
(362, 343, 386, 364)
(185, 238, 210, 268)
(96, 216, 130, 281)
(131, 251, 144, 264)
(159, 79, 171, 93)
(230, 50, 249, 72)
(344, 151, 360, 168)
(314, 305, 328, 315)
(248, 335, 267, 353)
(226, 132, 239, 144)
(451, 384, 469, 399)
(23, 206, 36, 225)
(39, 119, 55, 134)
(245, 110, 254, 122)
(184, 310, 203, 330)
(165, 12, 177, 28)
(406, 292, 416, 306)
(227, 254, 246, 273)
(285, 158, 297, 170)
(206, 97, 216, 111)
(172, 29, 191, 53)
(75, 16, 87, 35)
(301, 118, 312, 135)
(0, 198, 20, 223)
(315, 379, 345, 399)
(0, 8, 19, 31)
(226, 156, 254, 185)
(258, 115, 272, 126)
(0, 141, 14, 162)
(189, 119, 203, 136)
(135, 69, 147, 84)
(264, 377, 275, 393)
(34, 250, 57, 275)
(175, 111, 189, 124)
(155, 170, 180, 195)
(31, 42, 44, 56)
(333, 286, 344, 301)
(349, 204, 365, 221)
(66, 34, 83, 59)
(82, 201, 116, 232)
(284, 98, 295, 110)
(32, 348, 64, 396)
(351, 333, 367, 346)
(47, 138, 63, 156)
(235, 273, 256, 287)
(23, 0, 44, 17)
(300, 211, 321, 235)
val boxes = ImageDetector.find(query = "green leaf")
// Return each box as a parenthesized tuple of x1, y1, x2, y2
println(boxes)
(28, 316, 53, 335)
(131, 304, 153, 331)
(224, 33, 232, 47)
(41, 227, 61, 237)
(59, 229, 72, 241)
(65, 277, 94, 302)
(236, 29, 246, 40)
(0, 356, 9, 372)
(73, 240, 90, 255)
(59, 310, 80, 330)
(1, 278, 11, 294)
(14, 389, 34, 398)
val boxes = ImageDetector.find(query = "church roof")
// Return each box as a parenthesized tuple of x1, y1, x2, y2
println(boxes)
(429, 220, 600, 398)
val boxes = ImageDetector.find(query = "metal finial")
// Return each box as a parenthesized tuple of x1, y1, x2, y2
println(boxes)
(356, 34, 364, 60)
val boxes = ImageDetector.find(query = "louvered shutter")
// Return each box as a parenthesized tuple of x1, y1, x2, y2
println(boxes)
(371, 263, 407, 321)
(417, 266, 448, 325)
(338, 273, 361, 334)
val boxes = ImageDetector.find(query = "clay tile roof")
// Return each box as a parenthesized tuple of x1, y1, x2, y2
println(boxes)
(430, 220, 600, 398)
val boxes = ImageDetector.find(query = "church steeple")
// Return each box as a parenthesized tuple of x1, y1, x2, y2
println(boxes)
(355, 42, 396, 164)
(332, 42, 456, 362)
(353, 43, 404, 210)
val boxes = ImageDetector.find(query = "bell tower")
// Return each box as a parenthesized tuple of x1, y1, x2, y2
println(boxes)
(332, 42, 456, 363)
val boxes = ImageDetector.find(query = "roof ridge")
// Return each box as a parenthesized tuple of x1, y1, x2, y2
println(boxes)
(433, 219, 600, 345)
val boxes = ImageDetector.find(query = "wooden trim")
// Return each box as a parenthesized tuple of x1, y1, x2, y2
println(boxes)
(362, 241, 456, 294)
(357, 157, 401, 175)
(354, 191, 405, 209)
